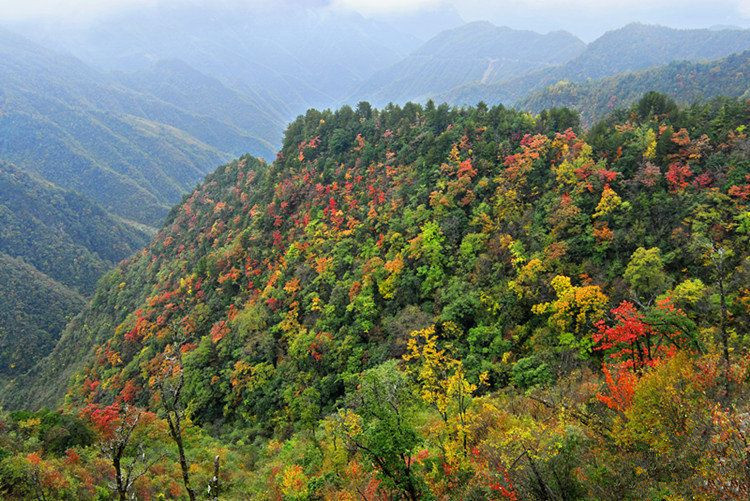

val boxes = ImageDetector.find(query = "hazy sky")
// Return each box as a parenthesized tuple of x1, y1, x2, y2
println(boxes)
(1, 0, 749, 40)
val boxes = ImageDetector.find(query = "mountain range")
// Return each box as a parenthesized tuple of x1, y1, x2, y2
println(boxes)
(443, 23, 750, 106)
(0, 26, 280, 227)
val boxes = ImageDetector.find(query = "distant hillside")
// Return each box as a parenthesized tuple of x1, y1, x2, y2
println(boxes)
(0, 162, 150, 295)
(521, 51, 750, 125)
(0, 160, 149, 383)
(0, 27, 276, 227)
(444, 23, 750, 106)
(115, 59, 284, 157)
(0, 27, 276, 392)
(15, 3, 422, 115)
(0, 254, 85, 378)
(353, 21, 585, 106)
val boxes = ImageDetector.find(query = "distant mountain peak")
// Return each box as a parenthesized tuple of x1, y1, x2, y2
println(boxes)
(353, 20, 585, 106)
(710, 24, 744, 31)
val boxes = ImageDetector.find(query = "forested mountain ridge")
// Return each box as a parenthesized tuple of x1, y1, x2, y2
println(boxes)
(353, 21, 585, 106)
(521, 50, 750, 125)
(546, 22, 750, 81)
(445, 23, 750, 106)
(4, 95, 749, 499)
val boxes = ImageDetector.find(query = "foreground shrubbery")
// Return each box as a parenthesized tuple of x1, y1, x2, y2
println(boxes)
(1, 350, 748, 499)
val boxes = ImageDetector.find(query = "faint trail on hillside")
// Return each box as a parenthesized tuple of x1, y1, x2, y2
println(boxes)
(481, 58, 498, 84)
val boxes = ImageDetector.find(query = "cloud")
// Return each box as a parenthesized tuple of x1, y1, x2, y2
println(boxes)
(0, 0, 152, 20)
(0, 0, 747, 25)
(331, 0, 444, 14)
(0, 0, 316, 21)
(333, 0, 718, 14)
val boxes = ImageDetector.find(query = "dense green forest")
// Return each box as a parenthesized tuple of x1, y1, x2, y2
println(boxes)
(1, 94, 748, 499)
(0, 162, 149, 388)
(522, 50, 750, 125)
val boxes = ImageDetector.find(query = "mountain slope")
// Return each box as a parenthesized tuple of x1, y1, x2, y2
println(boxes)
(2, 103, 548, 411)
(353, 21, 585, 106)
(0, 161, 149, 295)
(521, 50, 750, 125)
(0, 254, 86, 377)
(0, 161, 150, 384)
(115, 59, 284, 157)
(445, 23, 750, 106)
(10, 95, 749, 422)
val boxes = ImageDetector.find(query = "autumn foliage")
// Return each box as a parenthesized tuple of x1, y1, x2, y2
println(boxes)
(0, 96, 747, 499)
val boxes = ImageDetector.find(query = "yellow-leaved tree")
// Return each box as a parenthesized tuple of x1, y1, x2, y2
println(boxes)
(403, 324, 481, 464)
(532, 275, 609, 354)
